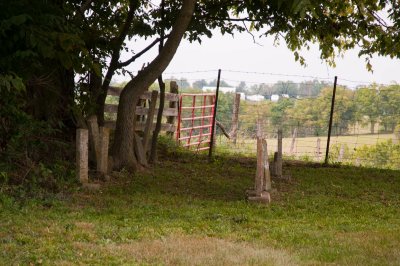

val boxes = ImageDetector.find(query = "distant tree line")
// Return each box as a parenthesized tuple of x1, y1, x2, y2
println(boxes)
(213, 84, 400, 138)
(246, 80, 330, 98)
(169, 78, 331, 98)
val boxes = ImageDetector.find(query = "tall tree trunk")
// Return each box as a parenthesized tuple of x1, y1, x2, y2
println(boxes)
(111, 0, 196, 171)
(150, 77, 165, 163)
(150, 0, 166, 164)
(370, 120, 375, 134)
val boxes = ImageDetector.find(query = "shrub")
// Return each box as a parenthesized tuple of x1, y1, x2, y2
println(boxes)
(353, 140, 400, 169)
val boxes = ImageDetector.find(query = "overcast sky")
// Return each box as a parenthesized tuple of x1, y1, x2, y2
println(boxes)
(118, 31, 400, 89)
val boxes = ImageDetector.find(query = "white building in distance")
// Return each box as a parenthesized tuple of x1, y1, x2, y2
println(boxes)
(270, 94, 290, 102)
(271, 94, 279, 102)
(202, 86, 236, 93)
(246, 94, 265, 102)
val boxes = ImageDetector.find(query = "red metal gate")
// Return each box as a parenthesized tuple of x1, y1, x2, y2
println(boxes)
(176, 93, 216, 151)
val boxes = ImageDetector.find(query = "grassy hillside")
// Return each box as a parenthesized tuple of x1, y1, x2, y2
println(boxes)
(1, 150, 400, 265)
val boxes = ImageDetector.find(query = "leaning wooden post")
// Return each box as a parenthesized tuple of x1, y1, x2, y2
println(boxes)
(76, 129, 89, 184)
(167, 81, 179, 137)
(97, 127, 110, 176)
(230, 93, 241, 144)
(276, 129, 283, 178)
(136, 87, 149, 123)
(316, 137, 321, 161)
(290, 127, 297, 155)
(338, 144, 344, 162)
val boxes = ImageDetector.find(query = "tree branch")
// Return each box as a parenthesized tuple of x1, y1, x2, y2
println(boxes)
(117, 36, 168, 68)
(195, 15, 263, 22)
(353, 0, 388, 29)
(216, 120, 231, 139)
(101, 1, 137, 86)
(97, 1, 138, 125)
(242, 21, 262, 46)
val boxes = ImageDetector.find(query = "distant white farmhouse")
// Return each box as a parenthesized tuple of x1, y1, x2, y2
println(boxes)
(239, 92, 246, 100)
(246, 94, 265, 102)
(271, 94, 279, 102)
(202, 86, 236, 93)
(270, 94, 290, 102)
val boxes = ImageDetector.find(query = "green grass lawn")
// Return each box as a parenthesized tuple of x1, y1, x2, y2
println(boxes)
(1, 152, 400, 265)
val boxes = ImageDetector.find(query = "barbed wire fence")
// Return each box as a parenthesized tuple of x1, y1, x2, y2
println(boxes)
(163, 69, 400, 170)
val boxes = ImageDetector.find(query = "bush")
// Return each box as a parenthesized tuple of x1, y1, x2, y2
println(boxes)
(329, 143, 352, 163)
(1, 79, 77, 201)
(394, 124, 400, 142)
(353, 140, 400, 170)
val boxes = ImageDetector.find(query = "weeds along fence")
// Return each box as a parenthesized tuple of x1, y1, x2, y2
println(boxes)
(163, 70, 400, 170)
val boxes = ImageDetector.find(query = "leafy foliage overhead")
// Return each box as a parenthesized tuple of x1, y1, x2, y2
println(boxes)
(2, 0, 399, 85)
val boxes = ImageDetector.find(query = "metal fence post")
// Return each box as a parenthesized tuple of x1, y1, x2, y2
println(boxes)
(325, 76, 338, 165)
(209, 69, 221, 158)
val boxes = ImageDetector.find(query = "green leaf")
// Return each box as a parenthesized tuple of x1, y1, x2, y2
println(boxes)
(10, 75, 25, 92)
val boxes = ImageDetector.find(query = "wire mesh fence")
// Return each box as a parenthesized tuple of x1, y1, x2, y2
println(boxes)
(162, 70, 400, 170)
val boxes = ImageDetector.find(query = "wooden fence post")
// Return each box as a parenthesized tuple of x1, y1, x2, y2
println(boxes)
(134, 132, 148, 167)
(167, 81, 179, 137)
(316, 137, 321, 161)
(276, 129, 283, 178)
(262, 139, 271, 192)
(338, 144, 344, 162)
(230, 93, 241, 144)
(255, 135, 264, 196)
(247, 119, 271, 204)
(290, 127, 297, 155)
(76, 129, 89, 184)
(136, 87, 149, 123)
(255, 119, 264, 195)
(97, 127, 110, 176)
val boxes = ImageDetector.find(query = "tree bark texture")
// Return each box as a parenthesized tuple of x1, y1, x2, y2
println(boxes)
(111, 0, 196, 171)
(370, 121, 375, 134)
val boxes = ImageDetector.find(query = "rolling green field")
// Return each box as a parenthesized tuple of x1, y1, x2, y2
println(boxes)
(216, 133, 395, 161)
(1, 149, 400, 265)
